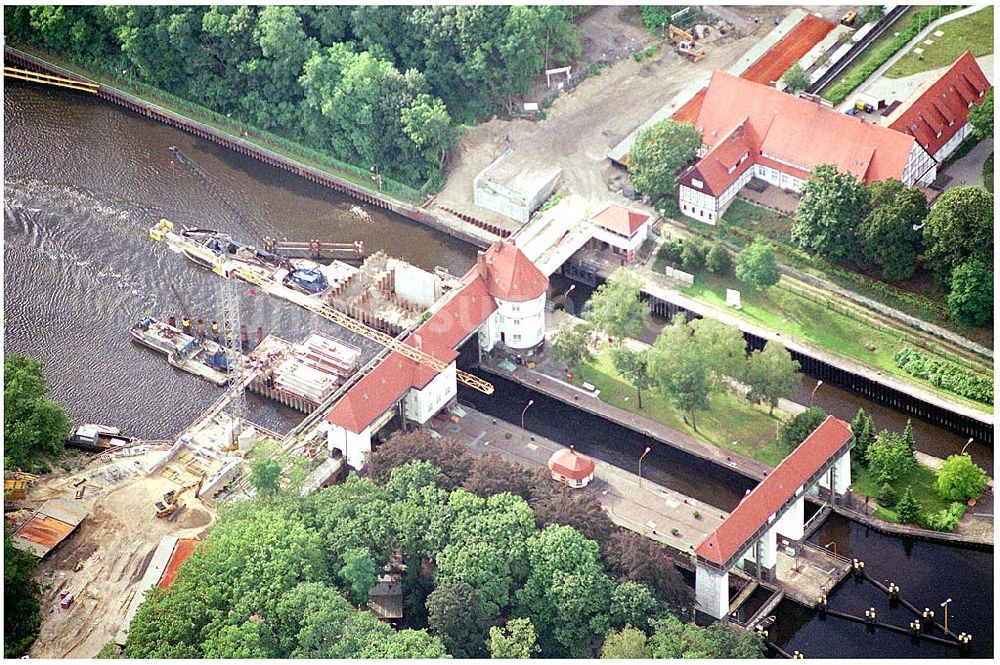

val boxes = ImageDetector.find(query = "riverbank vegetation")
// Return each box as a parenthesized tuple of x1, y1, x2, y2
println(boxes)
(551, 272, 800, 466)
(848, 409, 988, 531)
(885, 6, 993, 78)
(4, 528, 42, 657)
(4, 354, 72, 472)
(4, 6, 584, 193)
(125, 431, 761, 658)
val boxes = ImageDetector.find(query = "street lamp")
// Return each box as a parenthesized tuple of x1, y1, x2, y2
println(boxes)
(639, 446, 651, 488)
(521, 399, 534, 430)
(941, 598, 952, 635)
(370, 164, 383, 191)
(961, 438, 974, 455)
(810, 380, 824, 406)
(563, 284, 576, 299)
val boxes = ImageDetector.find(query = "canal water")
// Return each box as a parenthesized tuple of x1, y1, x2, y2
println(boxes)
(4, 82, 992, 658)
(3, 81, 475, 438)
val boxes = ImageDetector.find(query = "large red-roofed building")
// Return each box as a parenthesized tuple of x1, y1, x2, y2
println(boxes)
(324, 240, 547, 469)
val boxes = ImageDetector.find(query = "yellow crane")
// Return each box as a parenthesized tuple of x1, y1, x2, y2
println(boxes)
(3, 67, 99, 94)
(150, 219, 494, 394)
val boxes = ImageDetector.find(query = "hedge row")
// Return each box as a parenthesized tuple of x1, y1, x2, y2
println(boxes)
(825, 7, 959, 105)
(893, 347, 994, 405)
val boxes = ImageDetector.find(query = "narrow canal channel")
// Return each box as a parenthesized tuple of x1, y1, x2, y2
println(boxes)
(4, 82, 992, 659)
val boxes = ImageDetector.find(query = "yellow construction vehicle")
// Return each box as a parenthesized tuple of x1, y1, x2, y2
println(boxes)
(668, 24, 706, 62)
(155, 476, 204, 519)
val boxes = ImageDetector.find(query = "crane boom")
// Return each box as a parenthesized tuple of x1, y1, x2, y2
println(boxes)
(150, 219, 493, 395)
(229, 263, 495, 394)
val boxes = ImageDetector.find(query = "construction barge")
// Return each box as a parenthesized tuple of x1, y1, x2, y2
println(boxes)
(150, 219, 463, 335)
(130, 316, 236, 387)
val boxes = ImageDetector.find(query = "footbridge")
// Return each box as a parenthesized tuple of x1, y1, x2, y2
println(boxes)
(511, 194, 596, 276)
(695, 416, 855, 619)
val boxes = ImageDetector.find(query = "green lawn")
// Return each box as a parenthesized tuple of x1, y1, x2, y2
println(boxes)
(677, 274, 993, 414)
(579, 351, 790, 467)
(851, 460, 949, 522)
(720, 199, 794, 244)
(885, 6, 993, 78)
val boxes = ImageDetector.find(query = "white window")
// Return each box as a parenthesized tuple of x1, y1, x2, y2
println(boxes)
(513, 334, 522, 342)
(511, 304, 520, 312)
(692, 178, 704, 189)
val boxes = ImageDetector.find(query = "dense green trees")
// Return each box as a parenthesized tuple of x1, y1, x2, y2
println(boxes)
(602, 625, 653, 658)
(5, 527, 42, 657)
(851, 408, 876, 462)
(648, 317, 712, 430)
(860, 179, 925, 280)
(706, 241, 731, 274)
(4, 5, 582, 189)
(611, 347, 653, 409)
(921, 186, 994, 287)
(4, 354, 72, 471)
(793, 165, 870, 263)
(865, 431, 915, 485)
(628, 119, 702, 200)
(487, 618, 540, 658)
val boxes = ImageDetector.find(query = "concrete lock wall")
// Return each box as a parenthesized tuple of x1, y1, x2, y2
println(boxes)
(774, 494, 806, 541)
(695, 563, 730, 619)
(327, 423, 372, 470)
(394, 263, 440, 308)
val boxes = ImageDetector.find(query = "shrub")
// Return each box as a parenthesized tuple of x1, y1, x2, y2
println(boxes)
(922, 502, 966, 532)
(705, 242, 731, 274)
(893, 347, 993, 404)
(659, 241, 684, 266)
(680, 240, 706, 272)
(936, 453, 989, 502)
(877, 483, 898, 507)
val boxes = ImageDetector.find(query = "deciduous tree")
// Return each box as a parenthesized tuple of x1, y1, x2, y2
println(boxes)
(628, 119, 702, 201)
(745, 341, 800, 414)
(427, 581, 490, 658)
(947, 259, 993, 326)
(584, 270, 651, 342)
(339, 547, 378, 606)
(600, 531, 692, 613)
(365, 430, 473, 490)
(610, 581, 663, 632)
(4, 527, 41, 657)
(860, 179, 925, 280)
(601, 626, 653, 659)
(936, 453, 988, 502)
(969, 88, 993, 140)
(4, 353, 71, 471)
(793, 165, 869, 263)
(781, 63, 808, 92)
(610, 346, 653, 409)
(488, 618, 540, 659)
(780, 407, 827, 451)
(706, 241, 732, 274)
(250, 457, 282, 494)
(648, 317, 711, 430)
(922, 186, 994, 286)
(550, 323, 595, 378)
(462, 454, 532, 499)
(690, 317, 748, 388)
(735, 238, 781, 289)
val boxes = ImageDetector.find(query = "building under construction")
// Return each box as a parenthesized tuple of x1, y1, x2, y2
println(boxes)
(323, 251, 462, 334)
(247, 333, 363, 413)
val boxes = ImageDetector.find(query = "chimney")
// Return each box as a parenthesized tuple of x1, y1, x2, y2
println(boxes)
(476, 250, 488, 279)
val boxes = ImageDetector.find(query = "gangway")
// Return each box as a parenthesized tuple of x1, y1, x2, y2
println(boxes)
(3, 66, 99, 93)
(262, 237, 366, 261)
(150, 219, 494, 395)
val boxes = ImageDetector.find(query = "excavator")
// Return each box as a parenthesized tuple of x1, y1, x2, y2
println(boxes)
(155, 475, 204, 519)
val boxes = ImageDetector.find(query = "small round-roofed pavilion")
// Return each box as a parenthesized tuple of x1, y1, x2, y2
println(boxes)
(547, 446, 596, 488)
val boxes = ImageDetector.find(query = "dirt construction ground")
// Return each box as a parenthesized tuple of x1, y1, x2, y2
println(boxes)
(13, 452, 215, 658)
(432, 6, 853, 226)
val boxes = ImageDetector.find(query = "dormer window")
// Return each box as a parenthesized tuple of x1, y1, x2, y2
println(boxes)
(935, 130, 942, 138)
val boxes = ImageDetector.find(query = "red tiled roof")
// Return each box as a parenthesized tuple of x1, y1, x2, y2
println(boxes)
(478, 241, 548, 302)
(672, 88, 707, 124)
(692, 70, 917, 186)
(158, 538, 198, 589)
(592, 203, 651, 236)
(679, 121, 754, 197)
(695, 416, 853, 567)
(887, 51, 991, 157)
(325, 351, 419, 433)
(547, 447, 596, 480)
(741, 15, 837, 86)
(414, 274, 498, 350)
